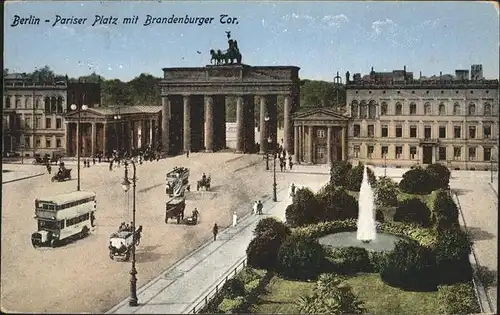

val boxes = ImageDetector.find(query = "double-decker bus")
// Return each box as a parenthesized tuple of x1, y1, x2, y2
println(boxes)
(31, 191, 97, 248)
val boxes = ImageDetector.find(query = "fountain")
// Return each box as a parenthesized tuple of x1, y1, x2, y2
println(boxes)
(356, 166, 377, 243)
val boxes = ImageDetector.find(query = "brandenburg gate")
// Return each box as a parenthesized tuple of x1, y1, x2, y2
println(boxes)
(159, 34, 300, 156)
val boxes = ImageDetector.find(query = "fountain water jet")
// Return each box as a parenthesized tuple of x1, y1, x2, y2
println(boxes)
(357, 166, 377, 243)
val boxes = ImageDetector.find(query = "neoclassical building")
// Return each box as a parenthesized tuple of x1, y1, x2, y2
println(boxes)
(344, 65, 499, 170)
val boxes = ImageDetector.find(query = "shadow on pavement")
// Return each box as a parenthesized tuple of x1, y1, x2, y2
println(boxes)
(136, 245, 164, 263)
(474, 264, 498, 288)
(467, 227, 496, 241)
(138, 183, 164, 193)
(453, 188, 473, 196)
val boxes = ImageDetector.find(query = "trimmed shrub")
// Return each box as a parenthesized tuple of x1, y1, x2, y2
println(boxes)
(224, 278, 245, 298)
(437, 283, 480, 315)
(434, 227, 472, 284)
(327, 247, 372, 274)
(345, 164, 377, 192)
(426, 163, 451, 190)
(368, 251, 390, 273)
(218, 296, 244, 313)
(276, 235, 326, 280)
(286, 188, 322, 227)
(316, 185, 359, 221)
(432, 189, 459, 231)
(237, 267, 263, 284)
(380, 239, 438, 291)
(246, 234, 282, 270)
(379, 221, 438, 248)
(292, 219, 358, 239)
(376, 208, 385, 222)
(399, 167, 434, 195)
(394, 198, 432, 227)
(375, 176, 399, 206)
(330, 161, 353, 187)
(253, 217, 291, 240)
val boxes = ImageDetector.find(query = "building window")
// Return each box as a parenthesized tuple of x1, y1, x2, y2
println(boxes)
(360, 104, 367, 119)
(368, 125, 374, 138)
(424, 126, 432, 139)
(483, 125, 491, 139)
(57, 97, 64, 113)
(453, 147, 461, 160)
(56, 138, 62, 148)
(35, 117, 41, 128)
(381, 102, 387, 115)
(453, 103, 460, 115)
(410, 126, 417, 138)
(317, 129, 325, 138)
(25, 118, 31, 129)
(351, 102, 359, 118)
(56, 118, 62, 129)
(44, 97, 51, 112)
(410, 146, 417, 159)
(424, 102, 431, 115)
(468, 103, 476, 115)
(45, 118, 52, 129)
(381, 125, 388, 137)
(25, 97, 30, 109)
(367, 146, 374, 158)
(5, 96, 11, 109)
(353, 124, 360, 137)
(395, 103, 402, 115)
(316, 146, 325, 160)
(395, 125, 402, 138)
(395, 146, 402, 159)
(381, 146, 388, 157)
(438, 147, 447, 161)
(46, 138, 51, 148)
(24, 136, 30, 148)
(469, 126, 476, 139)
(484, 148, 491, 161)
(15, 97, 21, 108)
(353, 145, 360, 158)
(439, 103, 446, 115)
(409, 103, 416, 115)
(368, 104, 376, 119)
(468, 147, 476, 161)
(35, 137, 41, 148)
(35, 97, 40, 109)
(484, 103, 491, 116)
(439, 126, 446, 138)
(454, 126, 461, 139)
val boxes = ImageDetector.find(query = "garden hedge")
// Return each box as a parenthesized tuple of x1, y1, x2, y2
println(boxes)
(437, 282, 480, 314)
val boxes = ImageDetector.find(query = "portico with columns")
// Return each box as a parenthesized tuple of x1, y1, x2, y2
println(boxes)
(159, 64, 300, 156)
(292, 107, 349, 165)
(64, 106, 161, 157)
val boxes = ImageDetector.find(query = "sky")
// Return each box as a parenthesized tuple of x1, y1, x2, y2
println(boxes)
(4, 1, 500, 81)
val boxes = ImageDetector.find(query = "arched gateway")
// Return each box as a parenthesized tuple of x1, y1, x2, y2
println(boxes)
(159, 33, 300, 155)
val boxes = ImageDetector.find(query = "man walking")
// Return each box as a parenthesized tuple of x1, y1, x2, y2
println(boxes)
(109, 160, 113, 171)
(257, 200, 263, 215)
(213, 223, 219, 241)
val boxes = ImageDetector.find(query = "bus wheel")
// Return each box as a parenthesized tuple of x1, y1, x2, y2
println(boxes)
(50, 239, 58, 248)
(81, 226, 89, 238)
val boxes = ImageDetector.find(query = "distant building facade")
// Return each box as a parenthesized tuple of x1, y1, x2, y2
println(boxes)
(344, 64, 499, 170)
(2, 74, 101, 157)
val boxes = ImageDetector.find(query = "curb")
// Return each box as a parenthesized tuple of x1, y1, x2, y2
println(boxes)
(453, 192, 494, 314)
(2, 173, 45, 184)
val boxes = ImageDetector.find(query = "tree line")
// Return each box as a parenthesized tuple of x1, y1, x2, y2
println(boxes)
(4, 66, 346, 125)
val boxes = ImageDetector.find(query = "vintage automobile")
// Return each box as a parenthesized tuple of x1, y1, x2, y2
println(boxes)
(108, 226, 142, 261)
(197, 174, 211, 191)
(165, 197, 186, 224)
(51, 168, 72, 182)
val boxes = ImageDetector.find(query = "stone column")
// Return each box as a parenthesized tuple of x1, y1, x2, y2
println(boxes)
(236, 96, 244, 153)
(308, 125, 314, 164)
(161, 96, 170, 154)
(91, 122, 96, 157)
(259, 96, 267, 154)
(327, 126, 332, 165)
(294, 125, 299, 162)
(183, 95, 191, 153)
(204, 96, 214, 152)
(283, 95, 292, 154)
(103, 123, 107, 155)
(341, 126, 346, 161)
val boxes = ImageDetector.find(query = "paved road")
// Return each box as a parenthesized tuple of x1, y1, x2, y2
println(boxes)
(107, 172, 328, 314)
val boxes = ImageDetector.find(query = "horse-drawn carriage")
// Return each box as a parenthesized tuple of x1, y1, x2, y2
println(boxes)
(32, 154, 48, 165)
(51, 168, 72, 182)
(165, 197, 199, 225)
(108, 225, 142, 261)
(197, 174, 211, 191)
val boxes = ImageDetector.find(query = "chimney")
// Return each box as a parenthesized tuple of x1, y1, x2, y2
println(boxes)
(404, 65, 406, 72)
(419, 71, 422, 79)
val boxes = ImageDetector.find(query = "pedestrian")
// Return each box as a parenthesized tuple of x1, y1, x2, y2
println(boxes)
(289, 160, 293, 170)
(213, 223, 219, 241)
(232, 211, 238, 227)
(109, 160, 113, 171)
(186, 150, 190, 158)
(98, 154, 102, 163)
(280, 161, 284, 172)
(46, 163, 51, 174)
(257, 200, 263, 215)
(252, 201, 258, 215)
(93, 157, 96, 165)
(139, 156, 143, 165)
(157, 154, 160, 162)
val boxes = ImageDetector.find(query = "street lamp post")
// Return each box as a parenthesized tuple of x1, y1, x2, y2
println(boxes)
(264, 115, 270, 170)
(70, 104, 88, 191)
(121, 160, 139, 307)
(268, 137, 277, 202)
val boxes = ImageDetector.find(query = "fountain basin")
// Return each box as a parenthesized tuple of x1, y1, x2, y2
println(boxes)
(318, 232, 403, 252)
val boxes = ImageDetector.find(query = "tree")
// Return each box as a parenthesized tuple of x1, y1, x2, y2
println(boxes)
(426, 163, 451, 190)
(330, 161, 352, 187)
(434, 227, 472, 284)
(399, 167, 434, 195)
(253, 217, 290, 240)
(30, 65, 56, 82)
(375, 176, 399, 207)
(432, 189, 459, 231)
(316, 185, 358, 221)
(393, 198, 432, 227)
(276, 235, 325, 280)
(128, 73, 161, 105)
(345, 163, 377, 191)
(285, 188, 322, 227)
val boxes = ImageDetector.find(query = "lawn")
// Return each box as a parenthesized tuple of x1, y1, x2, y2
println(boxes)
(251, 273, 440, 315)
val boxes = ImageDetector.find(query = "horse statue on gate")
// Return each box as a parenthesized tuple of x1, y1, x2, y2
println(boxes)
(209, 32, 243, 65)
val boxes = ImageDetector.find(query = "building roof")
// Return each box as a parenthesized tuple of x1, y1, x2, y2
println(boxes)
(71, 105, 162, 116)
(292, 107, 349, 121)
